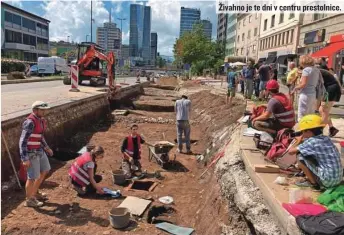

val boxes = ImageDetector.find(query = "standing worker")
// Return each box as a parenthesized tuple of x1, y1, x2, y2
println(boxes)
(175, 95, 192, 154)
(242, 61, 255, 99)
(121, 124, 148, 179)
(19, 101, 53, 208)
(226, 66, 238, 107)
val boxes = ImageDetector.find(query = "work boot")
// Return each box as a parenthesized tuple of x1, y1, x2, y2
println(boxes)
(329, 127, 339, 137)
(35, 191, 48, 201)
(25, 198, 44, 208)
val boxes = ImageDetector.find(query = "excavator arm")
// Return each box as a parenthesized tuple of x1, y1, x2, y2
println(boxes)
(77, 45, 115, 88)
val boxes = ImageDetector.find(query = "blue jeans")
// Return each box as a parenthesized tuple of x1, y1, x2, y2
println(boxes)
(177, 120, 191, 151)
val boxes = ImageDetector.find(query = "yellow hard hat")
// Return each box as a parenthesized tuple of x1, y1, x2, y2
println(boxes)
(298, 114, 325, 132)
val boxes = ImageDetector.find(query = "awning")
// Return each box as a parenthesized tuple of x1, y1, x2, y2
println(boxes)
(277, 55, 288, 64)
(258, 58, 266, 63)
(266, 56, 277, 64)
(312, 41, 344, 58)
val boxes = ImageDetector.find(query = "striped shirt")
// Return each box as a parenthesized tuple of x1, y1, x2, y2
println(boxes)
(19, 117, 49, 162)
(175, 98, 191, 121)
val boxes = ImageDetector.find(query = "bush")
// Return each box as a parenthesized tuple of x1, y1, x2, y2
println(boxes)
(1, 61, 26, 73)
(7, 72, 26, 80)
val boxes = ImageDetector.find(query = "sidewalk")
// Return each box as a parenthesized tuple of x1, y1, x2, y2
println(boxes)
(1, 76, 64, 85)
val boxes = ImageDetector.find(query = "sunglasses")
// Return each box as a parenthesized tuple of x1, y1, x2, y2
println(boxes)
(38, 103, 48, 108)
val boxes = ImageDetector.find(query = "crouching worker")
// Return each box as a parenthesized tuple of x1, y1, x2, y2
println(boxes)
(252, 80, 295, 134)
(69, 146, 105, 196)
(289, 115, 343, 190)
(121, 124, 148, 179)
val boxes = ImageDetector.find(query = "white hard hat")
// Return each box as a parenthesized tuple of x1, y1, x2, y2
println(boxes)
(32, 101, 50, 110)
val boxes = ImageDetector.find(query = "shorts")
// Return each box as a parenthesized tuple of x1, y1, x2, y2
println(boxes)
(325, 84, 341, 102)
(27, 150, 51, 180)
(227, 87, 236, 97)
(259, 81, 268, 91)
(254, 118, 285, 131)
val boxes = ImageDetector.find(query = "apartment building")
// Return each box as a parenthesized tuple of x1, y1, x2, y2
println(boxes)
(235, 13, 261, 61)
(258, 12, 301, 73)
(1, 1, 50, 62)
(96, 22, 121, 58)
(217, 13, 227, 45)
(225, 13, 237, 56)
(298, 13, 344, 73)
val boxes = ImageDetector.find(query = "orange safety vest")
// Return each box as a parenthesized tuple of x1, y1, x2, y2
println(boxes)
(124, 135, 142, 159)
(26, 113, 47, 150)
(272, 93, 295, 128)
(69, 152, 93, 187)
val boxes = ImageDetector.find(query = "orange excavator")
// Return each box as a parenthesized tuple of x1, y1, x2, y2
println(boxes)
(63, 42, 117, 93)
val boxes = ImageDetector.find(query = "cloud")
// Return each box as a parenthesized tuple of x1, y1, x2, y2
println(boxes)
(114, 2, 122, 13)
(147, 1, 217, 56)
(122, 31, 130, 44)
(42, 0, 109, 43)
(6, 0, 23, 8)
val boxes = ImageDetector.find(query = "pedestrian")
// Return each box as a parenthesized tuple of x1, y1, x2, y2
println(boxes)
(226, 66, 238, 107)
(286, 62, 298, 107)
(320, 57, 329, 70)
(270, 64, 278, 80)
(69, 146, 105, 196)
(121, 124, 151, 179)
(242, 61, 255, 99)
(288, 114, 342, 190)
(175, 94, 192, 154)
(240, 66, 245, 94)
(258, 63, 271, 100)
(291, 55, 321, 121)
(318, 69, 342, 137)
(253, 63, 261, 98)
(19, 101, 53, 208)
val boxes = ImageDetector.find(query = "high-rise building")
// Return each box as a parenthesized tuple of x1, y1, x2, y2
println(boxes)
(217, 13, 227, 44)
(121, 44, 129, 60)
(96, 11, 121, 59)
(179, 7, 201, 37)
(150, 32, 157, 66)
(129, 4, 151, 65)
(200, 19, 212, 40)
(1, 1, 50, 62)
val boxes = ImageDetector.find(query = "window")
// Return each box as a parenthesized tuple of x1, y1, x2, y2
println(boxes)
(278, 33, 281, 46)
(12, 13, 21, 26)
(249, 15, 252, 23)
(282, 32, 285, 45)
(37, 37, 48, 50)
(5, 30, 22, 43)
(248, 30, 251, 39)
(241, 48, 244, 55)
(253, 45, 256, 52)
(271, 15, 275, 28)
(286, 31, 290, 44)
(279, 13, 284, 23)
(264, 19, 267, 31)
(256, 13, 259, 19)
(243, 19, 246, 26)
(237, 35, 240, 42)
(289, 9, 295, 19)
(238, 22, 240, 29)
(5, 11, 12, 22)
(290, 29, 294, 43)
(23, 34, 36, 46)
(254, 28, 258, 36)
(22, 18, 36, 33)
(236, 49, 239, 55)
(242, 33, 245, 41)
(313, 13, 326, 21)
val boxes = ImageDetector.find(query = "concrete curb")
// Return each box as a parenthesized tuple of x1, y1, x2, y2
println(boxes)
(1, 77, 63, 85)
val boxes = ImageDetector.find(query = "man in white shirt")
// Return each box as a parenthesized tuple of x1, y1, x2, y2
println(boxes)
(175, 95, 192, 154)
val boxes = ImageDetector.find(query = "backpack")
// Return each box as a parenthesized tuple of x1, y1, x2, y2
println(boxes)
(265, 128, 294, 161)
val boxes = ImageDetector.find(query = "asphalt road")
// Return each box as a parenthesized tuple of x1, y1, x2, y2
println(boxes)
(1, 77, 139, 120)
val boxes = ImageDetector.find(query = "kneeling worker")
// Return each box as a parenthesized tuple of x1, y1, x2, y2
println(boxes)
(288, 114, 342, 189)
(252, 80, 295, 134)
(69, 146, 105, 196)
(121, 124, 149, 179)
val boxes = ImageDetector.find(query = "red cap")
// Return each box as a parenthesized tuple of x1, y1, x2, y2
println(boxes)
(266, 79, 279, 90)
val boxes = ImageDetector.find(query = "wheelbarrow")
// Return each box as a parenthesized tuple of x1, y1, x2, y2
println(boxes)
(148, 141, 176, 169)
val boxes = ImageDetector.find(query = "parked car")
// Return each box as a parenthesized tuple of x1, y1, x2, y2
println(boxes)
(29, 65, 39, 76)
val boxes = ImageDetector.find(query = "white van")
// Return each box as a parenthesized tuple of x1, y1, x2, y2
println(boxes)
(38, 56, 69, 75)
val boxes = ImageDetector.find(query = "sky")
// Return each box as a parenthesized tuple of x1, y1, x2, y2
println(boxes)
(5, 0, 218, 56)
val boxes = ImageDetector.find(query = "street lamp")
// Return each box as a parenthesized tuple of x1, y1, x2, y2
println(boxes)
(86, 35, 90, 42)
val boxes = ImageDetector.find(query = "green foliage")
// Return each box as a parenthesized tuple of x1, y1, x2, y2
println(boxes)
(1, 61, 26, 73)
(156, 56, 166, 68)
(173, 24, 225, 76)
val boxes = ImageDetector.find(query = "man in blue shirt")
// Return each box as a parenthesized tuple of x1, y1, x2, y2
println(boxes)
(242, 61, 255, 99)
(226, 67, 238, 107)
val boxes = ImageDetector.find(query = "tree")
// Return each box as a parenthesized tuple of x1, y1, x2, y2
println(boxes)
(156, 56, 166, 68)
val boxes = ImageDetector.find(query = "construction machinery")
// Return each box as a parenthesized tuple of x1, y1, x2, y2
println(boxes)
(63, 42, 116, 90)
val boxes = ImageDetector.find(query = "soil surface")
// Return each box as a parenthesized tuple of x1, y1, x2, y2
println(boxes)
(1, 87, 245, 235)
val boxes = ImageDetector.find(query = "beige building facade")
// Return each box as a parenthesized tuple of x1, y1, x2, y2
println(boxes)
(235, 13, 261, 61)
(258, 12, 301, 71)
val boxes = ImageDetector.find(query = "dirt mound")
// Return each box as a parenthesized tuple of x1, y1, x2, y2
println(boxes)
(190, 90, 245, 142)
(7, 72, 26, 80)
(156, 77, 179, 86)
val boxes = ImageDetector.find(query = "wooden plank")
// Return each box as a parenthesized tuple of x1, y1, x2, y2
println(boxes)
(254, 164, 280, 173)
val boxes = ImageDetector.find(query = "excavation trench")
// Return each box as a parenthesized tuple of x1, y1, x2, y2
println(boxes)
(1, 86, 280, 235)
